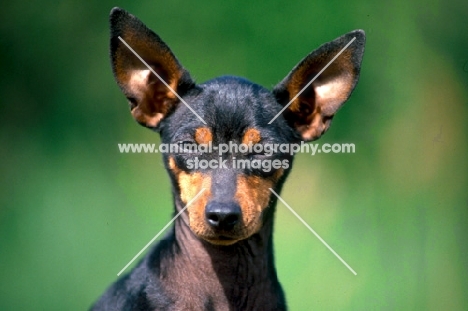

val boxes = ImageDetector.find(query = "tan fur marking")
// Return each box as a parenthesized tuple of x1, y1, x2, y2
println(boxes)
(234, 173, 278, 239)
(168, 157, 213, 241)
(168, 157, 177, 171)
(181, 173, 211, 239)
(194, 127, 213, 145)
(242, 128, 261, 145)
(131, 109, 164, 127)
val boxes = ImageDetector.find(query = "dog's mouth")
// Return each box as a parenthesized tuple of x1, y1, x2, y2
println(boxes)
(189, 216, 264, 246)
(200, 233, 245, 246)
(205, 236, 239, 246)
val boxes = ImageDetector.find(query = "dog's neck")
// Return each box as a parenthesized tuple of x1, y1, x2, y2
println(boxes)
(156, 199, 285, 309)
(173, 198, 278, 281)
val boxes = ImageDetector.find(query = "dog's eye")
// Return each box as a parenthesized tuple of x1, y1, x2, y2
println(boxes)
(248, 152, 268, 160)
(247, 152, 266, 158)
(246, 145, 275, 159)
(178, 141, 201, 154)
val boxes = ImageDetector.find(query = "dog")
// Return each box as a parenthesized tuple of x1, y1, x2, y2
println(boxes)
(91, 7, 365, 310)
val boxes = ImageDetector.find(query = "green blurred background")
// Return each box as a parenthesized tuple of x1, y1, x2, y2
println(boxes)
(1, 0, 467, 310)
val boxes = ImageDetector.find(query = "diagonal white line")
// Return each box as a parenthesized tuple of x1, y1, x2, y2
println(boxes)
(269, 188, 357, 275)
(268, 37, 356, 124)
(118, 36, 207, 124)
(117, 188, 207, 276)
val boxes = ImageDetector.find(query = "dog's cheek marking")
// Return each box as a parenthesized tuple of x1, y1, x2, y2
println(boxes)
(235, 175, 273, 236)
(194, 127, 213, 145)
(234, 169, 285, 237)
(168, 157, 212, 236)
(242, 128, 261, 145)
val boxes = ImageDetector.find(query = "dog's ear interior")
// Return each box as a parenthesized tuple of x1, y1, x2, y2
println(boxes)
(109, 7, 194, 129)
(273, 30, 365, 141)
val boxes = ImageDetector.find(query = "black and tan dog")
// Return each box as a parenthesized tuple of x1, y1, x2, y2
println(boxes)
(92, 7, 365, 310)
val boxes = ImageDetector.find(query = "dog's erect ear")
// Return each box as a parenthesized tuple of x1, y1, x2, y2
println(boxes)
(273, 30, 365, 141)
(110, 8, 194, 129)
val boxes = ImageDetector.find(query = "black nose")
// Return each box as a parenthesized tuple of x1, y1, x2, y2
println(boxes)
(205, 201, 241, 230)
